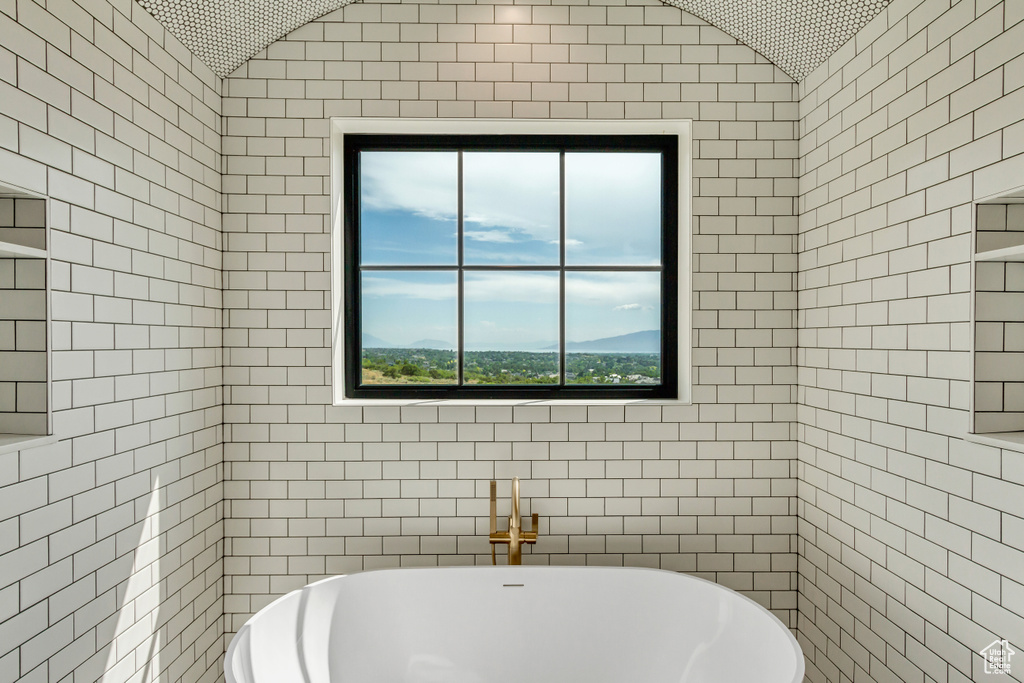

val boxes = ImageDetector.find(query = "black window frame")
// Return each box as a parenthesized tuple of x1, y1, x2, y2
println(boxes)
(343, 133, 679, 400)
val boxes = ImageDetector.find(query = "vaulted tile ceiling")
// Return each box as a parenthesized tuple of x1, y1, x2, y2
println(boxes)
(137, 0, 893, 81)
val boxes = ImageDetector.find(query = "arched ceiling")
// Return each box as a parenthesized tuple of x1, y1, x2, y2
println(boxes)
(665, 0, 892, 80)
(137, 0, 893, 82)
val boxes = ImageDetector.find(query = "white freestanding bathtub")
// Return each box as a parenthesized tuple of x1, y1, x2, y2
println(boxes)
(226, 566, 804, 683)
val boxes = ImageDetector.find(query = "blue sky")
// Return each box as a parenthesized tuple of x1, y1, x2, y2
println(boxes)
(358, 151, 663, 350)
(565, 153, 662, 265)
(463, 272, 559, 351)
(361, 152, 458, 264)
(361, 271, 457, 347)
(463, 152, 560, 264)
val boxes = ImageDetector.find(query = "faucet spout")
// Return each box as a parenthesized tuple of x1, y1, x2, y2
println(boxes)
(510, 477, 521, 531)
(489, 477, 539, 565)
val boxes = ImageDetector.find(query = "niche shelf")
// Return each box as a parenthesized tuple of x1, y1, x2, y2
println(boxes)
(969, 184, 1024, 452)
(0, 181, 51, 455)
(0, 242, 47, 259)
(974, 243, 1024, 262)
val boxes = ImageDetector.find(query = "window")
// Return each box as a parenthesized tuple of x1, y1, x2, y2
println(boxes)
(330, 119, 691, 402)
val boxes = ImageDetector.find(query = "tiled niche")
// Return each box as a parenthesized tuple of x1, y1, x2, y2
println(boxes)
(971, 186, 1024, 447)
(0, 183, 50, 452)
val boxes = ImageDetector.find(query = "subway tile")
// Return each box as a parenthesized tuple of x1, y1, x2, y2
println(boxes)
(36, 1, 1024, 682)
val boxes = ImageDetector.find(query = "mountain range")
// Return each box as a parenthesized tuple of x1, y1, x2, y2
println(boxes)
(547, 329, 660, 353)
(362, 334, 455, 350)
(363, 329, 659, 353)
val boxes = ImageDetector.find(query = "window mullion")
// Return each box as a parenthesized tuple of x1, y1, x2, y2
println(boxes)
(457, 149, 465, 388)
(559, 150, 566, 388)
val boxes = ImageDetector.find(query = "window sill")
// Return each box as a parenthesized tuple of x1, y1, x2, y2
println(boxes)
(333, 397, 693, 407)
(0, 433, 57, 456)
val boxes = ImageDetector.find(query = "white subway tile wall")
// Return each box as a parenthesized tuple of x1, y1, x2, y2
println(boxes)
(798, 0, 1024, 681)
(0, 2, 225, 683)
(220, 0, 800, 635)
(11, 0, 1023, 682)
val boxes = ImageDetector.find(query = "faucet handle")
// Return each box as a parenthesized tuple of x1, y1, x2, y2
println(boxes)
(488, 481, 510, 542)
(521, 512, 539, 543)
(488, 480, 511, 565)
(489, 480, 498, 536)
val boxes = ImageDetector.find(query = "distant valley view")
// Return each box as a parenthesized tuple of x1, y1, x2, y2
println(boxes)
(361, 330, 661, 385)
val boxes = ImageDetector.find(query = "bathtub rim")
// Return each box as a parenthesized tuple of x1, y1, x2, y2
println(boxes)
(225, 565, 804, 683)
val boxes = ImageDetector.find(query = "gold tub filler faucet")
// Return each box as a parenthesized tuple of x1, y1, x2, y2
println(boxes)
(489, 477, 539, 565)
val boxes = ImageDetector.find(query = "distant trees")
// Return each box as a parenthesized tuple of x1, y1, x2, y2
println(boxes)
(361, 347, 661, 385)
(399, 363, 421, 376)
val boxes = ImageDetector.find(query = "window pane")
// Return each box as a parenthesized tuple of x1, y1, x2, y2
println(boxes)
(464, 272, 559, 384)
(565, 153, 662, 265)
(360, 271, 458, 385)
(360, 152, 458, 265)
(463, 152, 560, 265)
(565, 272, 661, 385)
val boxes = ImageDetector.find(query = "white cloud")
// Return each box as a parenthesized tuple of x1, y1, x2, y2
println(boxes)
(362, 275, 454, 301)
(361, 151, 562, 240)
(463, 152, 560, 238)
(359, 150, 665, 265)
(566, 272, 660, 308)
(464, 272, 560, 303)
(364, 271, 660, 318)
(361, 152, 458, 222)
(362, 271, 661, 351)
(464, 230, 516, 243)
(565, 152, 662, 263)
(365, 272, 561, 304)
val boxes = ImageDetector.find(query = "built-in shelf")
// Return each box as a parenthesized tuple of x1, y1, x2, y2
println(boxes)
(0, 241, 47, 259)
(971, 184, 1024, 441)
(975, 244, 1024, 262)
(0, 183, 51, 448)
(0, 433, 57, 456)
(964, 431, 1024, 454)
